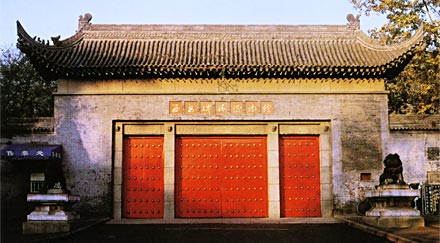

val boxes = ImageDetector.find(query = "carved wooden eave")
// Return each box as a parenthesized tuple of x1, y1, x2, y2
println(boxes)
(17, 13, 425, 81)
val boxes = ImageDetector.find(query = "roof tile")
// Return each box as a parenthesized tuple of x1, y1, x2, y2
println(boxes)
(390, 114, 440, 131)
(16, 15, 424, 80)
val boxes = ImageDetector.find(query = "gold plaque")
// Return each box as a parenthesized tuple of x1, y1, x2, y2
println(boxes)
(200, 101, 214, 115)
(231, 102, 244, 114)
(245, 101, 259, 114)
(184, 101, 199, 114)
(215, 102, 229, 114)
(261, 101, 274, 114)
(169, 101, 183, 114)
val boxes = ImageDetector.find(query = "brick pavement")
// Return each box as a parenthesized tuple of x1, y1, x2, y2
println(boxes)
(2, 216, 439, 243)
(336, 216, 440, 243)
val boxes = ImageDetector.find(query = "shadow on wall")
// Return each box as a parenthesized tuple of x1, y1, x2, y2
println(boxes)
(55, 96, 112, 218)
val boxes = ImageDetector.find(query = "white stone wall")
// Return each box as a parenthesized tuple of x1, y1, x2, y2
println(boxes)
(388, 131, 440, 184)
(54, 93, 389, 217)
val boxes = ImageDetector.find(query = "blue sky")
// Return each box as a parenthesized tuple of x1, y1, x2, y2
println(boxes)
(0, 0, 386, 47)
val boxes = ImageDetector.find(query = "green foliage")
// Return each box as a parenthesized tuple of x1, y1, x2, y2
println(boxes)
(352, 0, 439, 114)
(0, 47, 57, 123)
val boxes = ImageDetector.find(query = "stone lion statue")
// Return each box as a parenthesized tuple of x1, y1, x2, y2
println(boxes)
(379, 153, 406, 185)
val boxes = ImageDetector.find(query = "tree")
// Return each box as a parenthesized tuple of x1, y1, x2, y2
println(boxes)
(0, 47, 57, 124)
(352, 0, 440, 114)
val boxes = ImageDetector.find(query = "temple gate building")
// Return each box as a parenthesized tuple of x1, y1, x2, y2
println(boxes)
(14, 13, 432, 220)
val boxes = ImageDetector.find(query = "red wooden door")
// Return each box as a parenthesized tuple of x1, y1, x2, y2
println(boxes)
(175, 136, 268, 218)
(279, 136, 321, 217)
(123, 136, 164, 218)
(175, 137, 222, 218)
(221, 137, 268, 218)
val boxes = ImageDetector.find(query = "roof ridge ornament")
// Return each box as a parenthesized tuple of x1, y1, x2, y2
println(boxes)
(346, 14, 360, 30)
(51, 35, 61, 45)
(78, 13, 92, 31)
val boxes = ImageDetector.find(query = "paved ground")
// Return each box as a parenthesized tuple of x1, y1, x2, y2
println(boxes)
(338, 216, 440, 243)
(31, 223, 392, 243)
(2, 216, 438, 243)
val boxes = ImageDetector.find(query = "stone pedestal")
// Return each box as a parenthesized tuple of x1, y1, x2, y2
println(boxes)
(23, 193, 80, 234)
(26, 204, 79, 221)
(23, 221, 72, 234)
(362, 185, 424, 228)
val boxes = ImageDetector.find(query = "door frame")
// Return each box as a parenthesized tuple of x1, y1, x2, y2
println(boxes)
(113, 121, 332, 220)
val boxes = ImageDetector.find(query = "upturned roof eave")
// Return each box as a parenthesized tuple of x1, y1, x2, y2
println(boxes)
(355, 25, 425, 52)
(16, 21, 84, 50)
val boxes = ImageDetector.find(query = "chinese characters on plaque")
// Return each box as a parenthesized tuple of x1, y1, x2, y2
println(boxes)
(169, 101, 274, 115)
(5, 150, 45, 157)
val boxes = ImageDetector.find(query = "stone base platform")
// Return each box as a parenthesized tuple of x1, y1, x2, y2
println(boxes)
(363, 184, 424, 228)
(23, 221, 72, 234)
(27, 205, 79, 221)
(362, 216, 425, 228)
(23, 193, 80, 234)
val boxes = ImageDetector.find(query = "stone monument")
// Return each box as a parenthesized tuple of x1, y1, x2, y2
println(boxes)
(363, 154, 424, 227)
(22, 158, 80, 234)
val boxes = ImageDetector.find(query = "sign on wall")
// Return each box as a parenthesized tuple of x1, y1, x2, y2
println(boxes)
(169, 101, 274, 115)
(422, 184, 440, 215)
(0, 144, 62, 160)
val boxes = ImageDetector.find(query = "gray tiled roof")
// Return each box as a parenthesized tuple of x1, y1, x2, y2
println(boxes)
(389, 114, 440, 131)
(17, 14, 424, 80)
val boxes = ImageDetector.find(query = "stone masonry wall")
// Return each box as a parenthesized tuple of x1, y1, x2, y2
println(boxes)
(54, 93, 389, 217)
(334, 97, 387, 213)
(388, 131, 440, 185)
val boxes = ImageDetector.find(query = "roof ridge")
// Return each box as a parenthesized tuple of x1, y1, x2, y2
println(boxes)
(87, 23, 353, 33)
(82, 31, 357, 41)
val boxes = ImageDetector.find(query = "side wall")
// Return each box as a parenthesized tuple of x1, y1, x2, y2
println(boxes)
(388, 131, 440, 184)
